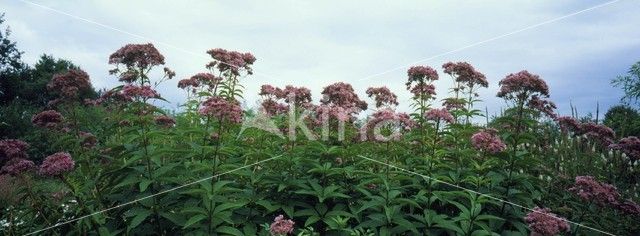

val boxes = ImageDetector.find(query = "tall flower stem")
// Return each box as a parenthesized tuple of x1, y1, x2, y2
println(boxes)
(208, 116, 225, 235)
(501, 98, 526, 214)
(137, 100, 162, 234)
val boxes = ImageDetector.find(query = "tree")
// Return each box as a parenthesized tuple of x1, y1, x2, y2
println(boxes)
(612, 61, 640, 106)
(603, 105, 640, 138)
(0, 13, 30, 104)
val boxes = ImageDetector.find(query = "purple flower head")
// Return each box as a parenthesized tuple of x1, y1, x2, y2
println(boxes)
(360, 109, 416, 142)
(177, 78, 200, 91)
(524, 207, 570, 236)
(39, 152, 75, 177)
(109, 43, 165, 69)
(442, 61, 488, 88)
(121, 85, 160, 100)
(617, 199, 640, 215)
(366, 86, 399, 108)
(497, 70, 549, 102)
(269, 214, 295, 235)
(568, 176, 620, 206)
(118, 70, 139, 83)
(424, 108, 454, 124)
(318, 82, 367, 122)
(47, 69, 93, 99)
(409, 83, 437, 99)
(1, 158, 35, 175)
(0, 139, 30, 162)
(198, 96, 243, 123)
(578, 122, 615, 147)
(259, 85, 282, 97)
(609, 136, 640, 161)
(32, 110, 64, 129)
(261, 99, 289, 116)
(471, 129, 507, 154)
(191, 73, 223, 90)
(154, 115, 176, 128)
(407, 66, 439, 83)
(527, 96, 557, 118)
(281, 85, 312, 107)
(555, 116, 580, 134)
(206, 48, 256, 75)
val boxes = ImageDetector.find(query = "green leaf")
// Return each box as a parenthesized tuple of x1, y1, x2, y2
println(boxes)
(183, 214, 208, 229)
(127, 210, 152, 232)
(139, 179, 153, 192)
(216, 226, 244, 236)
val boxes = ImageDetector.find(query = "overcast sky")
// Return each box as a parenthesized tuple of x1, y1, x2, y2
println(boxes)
(3, 0, 640, 119)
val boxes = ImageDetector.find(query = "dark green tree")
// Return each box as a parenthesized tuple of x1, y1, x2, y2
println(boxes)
(603, 105, 640, 138)
(612, 61, 640, 106)
(0, 13, 30, 104)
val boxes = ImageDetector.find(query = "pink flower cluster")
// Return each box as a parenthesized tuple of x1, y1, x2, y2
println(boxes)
(360, 109, 416, 141)
(424, 108, 455, 124)
(118, 70, 139, 83)
(528, 96, 557, 118)
(366, 86, 399, 108)
(568, 176, 620, 206)
(261, 99, 290, 116)
(154, 115, 176, 128)
(471, 129, 507, 154)
(318, 82, 367, 122)
(121, 85, 160, 100)
(442, 61, 488, 88)
(32, 110, 64, 129)
(609, 136, 640, 161)
(269, 215, 295, 235)
(409, 84, 436, 98)
(259, 85, 312, 115)
(320, 82, 367, 110)
(1, 158, 35, 175)
(524, 207, 570, 236)
(39, 152, 75, 177)
(497, 70, 549, 101)
(177, 78, 200, 90)
(206, 48, 256, 76)
(178, 73, 223, 92)
(407, 66, 439, 82)
(47, 69, 92, 99)
(198, 96, 243, 123)
(313, 105, 352, 124)
(555, 116, 615, 147)
(0, 139, 30, 161)
(0, 137, 34, 176)
(406, 66, 438, 99)
(281, 85, 313, 107)
(109, 43, 165, 69)
(555, 116, 580, 134)
(618, 199, 640, 215)
(579, 122, 615, 147)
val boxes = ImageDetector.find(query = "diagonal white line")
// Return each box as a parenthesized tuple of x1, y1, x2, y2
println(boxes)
(25, 155, 282, 236)
(358, 0, 621, 81)
(16, 0, 281, 81)
(357, 155, 616, 236)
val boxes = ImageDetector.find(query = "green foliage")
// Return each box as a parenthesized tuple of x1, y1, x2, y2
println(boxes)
(612, 60, 640, 106)
(603, 105, 640, 137)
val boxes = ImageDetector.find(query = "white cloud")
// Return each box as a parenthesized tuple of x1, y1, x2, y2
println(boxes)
(3, 0, 640, 120)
